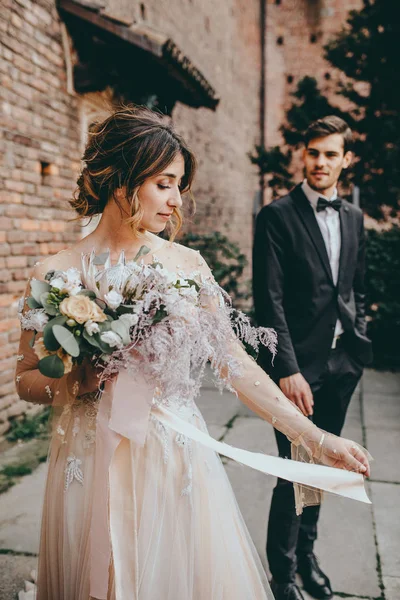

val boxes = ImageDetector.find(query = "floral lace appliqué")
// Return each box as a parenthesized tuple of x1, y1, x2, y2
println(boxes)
(64, 455, 84, 491)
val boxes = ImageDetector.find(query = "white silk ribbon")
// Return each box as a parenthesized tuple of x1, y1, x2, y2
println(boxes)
(90, 371, 371, 599)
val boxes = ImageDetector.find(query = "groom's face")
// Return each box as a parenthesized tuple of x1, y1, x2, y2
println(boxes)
(303, 133, 352, 193)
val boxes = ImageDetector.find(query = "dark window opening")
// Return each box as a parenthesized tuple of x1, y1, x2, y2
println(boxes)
(40, 161, 51, 183)
(140, 3, 146, 20)
(275, 0, 282, 5)
(287, 74, 294, 84)
(324, 72, 331, 80)
(310, 33, 318, 44)
(277, 36, 284, 46)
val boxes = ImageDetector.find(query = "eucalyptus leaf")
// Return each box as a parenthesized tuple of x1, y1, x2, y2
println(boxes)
(133, 245, 151, 262)
(30, 280, 50, 304)
(52, 325, 80, 358)
(27, 297, 42, 309)
(97, 320, 111, 332)
(82, 328, 102, 349)
(38, 354, 65, 378)
(95, 298, 107, 310)
(78, 290, 97, 300)
(42, 316, 67, 352)
(111, 320, 130, 345)
(92, 332, 114, 354)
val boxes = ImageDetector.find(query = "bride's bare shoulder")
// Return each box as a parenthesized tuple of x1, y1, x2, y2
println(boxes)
(31, 245, 82, 280)
(165, 241, 212, 275)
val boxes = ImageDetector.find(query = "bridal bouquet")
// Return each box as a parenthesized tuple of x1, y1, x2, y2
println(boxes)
(20, 247, 202, 379)
(20, 247, 276, 403)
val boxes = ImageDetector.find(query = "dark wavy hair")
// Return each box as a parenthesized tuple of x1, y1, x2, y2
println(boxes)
(304, 115, 353, 154)
(70, 105, 197, 239)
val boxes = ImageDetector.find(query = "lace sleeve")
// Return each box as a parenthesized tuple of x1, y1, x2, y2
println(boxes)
(15, 279, 85, 406)
(195, 253, 370, 512)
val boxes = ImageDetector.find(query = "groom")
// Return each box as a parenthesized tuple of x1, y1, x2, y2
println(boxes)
(253, 116, 372, 600)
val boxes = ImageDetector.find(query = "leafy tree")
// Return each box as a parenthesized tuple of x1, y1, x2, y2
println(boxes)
(251, 0, 400, 216)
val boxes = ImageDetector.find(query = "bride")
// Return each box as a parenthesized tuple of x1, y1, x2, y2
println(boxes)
(15, 106, 370, 600)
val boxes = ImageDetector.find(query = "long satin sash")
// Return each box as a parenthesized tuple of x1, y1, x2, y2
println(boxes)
(90, 371, 371, 599)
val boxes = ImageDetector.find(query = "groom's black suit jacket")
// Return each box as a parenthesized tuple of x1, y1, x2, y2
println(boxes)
(253, 184, 372, 384)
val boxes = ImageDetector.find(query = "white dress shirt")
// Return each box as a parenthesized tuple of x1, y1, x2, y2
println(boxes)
(301, 179, 344, 341)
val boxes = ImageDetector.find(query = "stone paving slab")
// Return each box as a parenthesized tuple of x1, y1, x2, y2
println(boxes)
(363, 391, 400, 432)
(0, 463, 46, 555)
(370, 481, 400, 579)
(383, 575, 400, 600)
(363, 370, 400, 395)
(0, 555, 38, 600)
(195, 387, 240, 427)
(314, 494, 380, 598)
(368, 429, 400, 483)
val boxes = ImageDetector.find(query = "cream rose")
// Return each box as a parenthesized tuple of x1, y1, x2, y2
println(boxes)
(59, 295, 107, 324)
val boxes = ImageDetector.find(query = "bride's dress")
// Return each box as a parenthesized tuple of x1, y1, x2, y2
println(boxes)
(14, 241, 368, 600)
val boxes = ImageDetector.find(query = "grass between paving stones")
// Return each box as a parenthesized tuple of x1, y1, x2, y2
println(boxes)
(0, 409, 51, 494)
(6, 407, 51, 443)
(0, 439, 49, 494)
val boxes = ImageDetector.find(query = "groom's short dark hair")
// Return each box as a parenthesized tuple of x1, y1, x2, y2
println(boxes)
(305, 116, 353, 154)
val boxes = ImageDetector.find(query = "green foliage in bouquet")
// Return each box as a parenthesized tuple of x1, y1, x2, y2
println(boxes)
(24, 248, 206, 379)
(365, 227, 400, 370)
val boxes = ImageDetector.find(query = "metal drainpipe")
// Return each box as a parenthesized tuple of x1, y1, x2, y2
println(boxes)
(253, 0, 267, 233)
(259, 0, 267, 208)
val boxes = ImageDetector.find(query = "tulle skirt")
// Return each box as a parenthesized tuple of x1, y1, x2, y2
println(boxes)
(35, 402, 273, 600)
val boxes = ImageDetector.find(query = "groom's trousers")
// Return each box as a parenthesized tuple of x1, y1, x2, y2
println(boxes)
(266, 342, 363, 584)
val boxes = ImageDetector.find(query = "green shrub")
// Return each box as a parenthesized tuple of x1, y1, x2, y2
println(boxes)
(180, 231, 250, 306)
(365, 226, 400, 370)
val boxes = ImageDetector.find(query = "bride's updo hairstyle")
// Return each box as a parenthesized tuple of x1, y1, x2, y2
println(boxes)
(71, 105, 197, 239)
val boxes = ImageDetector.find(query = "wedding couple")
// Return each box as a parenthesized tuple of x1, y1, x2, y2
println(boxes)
(15, 107, 371, 600)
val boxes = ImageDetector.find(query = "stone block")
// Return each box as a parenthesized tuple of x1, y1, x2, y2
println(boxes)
(371, 482, 400, 578)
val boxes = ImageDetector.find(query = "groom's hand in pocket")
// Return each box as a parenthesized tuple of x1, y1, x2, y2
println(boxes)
(279, 373, 314, 417)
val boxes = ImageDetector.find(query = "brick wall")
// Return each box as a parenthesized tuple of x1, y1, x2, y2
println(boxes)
(0, 0, 82, 435)
(265, 0, 363, 148)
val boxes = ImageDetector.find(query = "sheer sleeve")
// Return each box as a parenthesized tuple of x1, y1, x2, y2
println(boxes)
(194, 252, 370, 512)
(15, 279, 86, 407)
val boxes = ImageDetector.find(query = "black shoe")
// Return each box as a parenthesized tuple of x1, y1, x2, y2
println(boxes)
(270, 579, 305, 600)
(297, 552, 333, 599)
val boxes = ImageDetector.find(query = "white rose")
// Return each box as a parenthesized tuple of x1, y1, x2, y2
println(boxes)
(50, 268, 82, 296)
(84, 320, 100, 336)
(104, 290, 123, 310)
(100, 330, 123, 348)
(118, 313, 139, 327)
(49, 276, 65, 291)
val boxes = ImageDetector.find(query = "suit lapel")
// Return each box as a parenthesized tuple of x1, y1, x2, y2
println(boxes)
(291, 185, 334, 285)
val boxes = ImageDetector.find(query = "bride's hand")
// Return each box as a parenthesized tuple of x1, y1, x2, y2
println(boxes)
(75, 359, 105, 396)
(315, 435, 371, 477)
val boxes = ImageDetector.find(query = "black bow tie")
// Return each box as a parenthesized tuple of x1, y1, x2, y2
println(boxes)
(317, 197, 342, 213)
